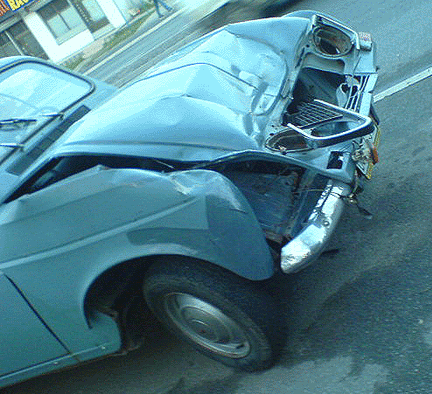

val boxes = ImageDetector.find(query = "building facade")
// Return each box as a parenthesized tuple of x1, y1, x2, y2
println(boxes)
(0, 0, 146, 63)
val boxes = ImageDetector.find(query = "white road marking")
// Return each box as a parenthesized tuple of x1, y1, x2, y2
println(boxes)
(374, 66, 432, 102)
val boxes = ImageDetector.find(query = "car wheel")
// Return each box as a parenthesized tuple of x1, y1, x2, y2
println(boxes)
(143, 258, 285, 371)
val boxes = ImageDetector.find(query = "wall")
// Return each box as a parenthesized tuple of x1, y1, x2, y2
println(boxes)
(23, 11, 94, 63)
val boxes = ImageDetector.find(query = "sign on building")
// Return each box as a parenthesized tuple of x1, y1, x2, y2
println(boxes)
(0, 0, 37, 19)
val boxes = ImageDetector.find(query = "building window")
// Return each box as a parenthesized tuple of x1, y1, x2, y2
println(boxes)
(0, 32, 19, 58)
(39, 0, 86, 43)
(7, 21, 48, 59)
(74, 0, 110, 34)
(0, 22, 47, 59)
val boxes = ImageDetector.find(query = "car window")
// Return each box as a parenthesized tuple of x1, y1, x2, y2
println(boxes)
(0, 61, 92, 162)
(0, 62, 91, 118)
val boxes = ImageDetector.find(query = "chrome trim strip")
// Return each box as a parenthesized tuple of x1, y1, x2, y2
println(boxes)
(280, 180, 351, 273)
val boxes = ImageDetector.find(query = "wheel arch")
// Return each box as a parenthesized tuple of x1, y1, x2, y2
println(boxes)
(82, 253, 270, 352)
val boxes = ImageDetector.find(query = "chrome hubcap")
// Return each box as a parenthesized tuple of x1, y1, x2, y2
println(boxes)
(163, 292, 250, 358)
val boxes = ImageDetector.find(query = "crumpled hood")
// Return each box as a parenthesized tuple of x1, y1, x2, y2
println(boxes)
(57, 17, 310, 161)
(61, 92, 261, 161)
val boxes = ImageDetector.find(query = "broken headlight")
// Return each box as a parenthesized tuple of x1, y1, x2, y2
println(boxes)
(311, 15, 357, 57)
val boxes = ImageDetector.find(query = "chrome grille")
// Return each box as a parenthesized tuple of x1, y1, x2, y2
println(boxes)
(345, 75, 369, 111)
(292, 101, 343, 128)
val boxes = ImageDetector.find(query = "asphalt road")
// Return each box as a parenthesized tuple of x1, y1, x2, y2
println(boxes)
(4, 0, 432, 393)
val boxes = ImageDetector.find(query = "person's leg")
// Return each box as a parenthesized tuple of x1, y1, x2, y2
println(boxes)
(153, 0, 162, 17)
(158, 0, 172, 12)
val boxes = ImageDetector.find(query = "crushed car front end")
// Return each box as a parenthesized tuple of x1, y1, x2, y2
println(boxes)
(52, 11, 380, 276)
(265, 11, 380, 272)
(212, 11, 380, 274)
(150, 11, 377, 274)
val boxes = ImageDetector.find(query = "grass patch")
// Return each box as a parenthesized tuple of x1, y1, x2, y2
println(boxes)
(102, 10, 153, 52)
(63, 54, 84, 71)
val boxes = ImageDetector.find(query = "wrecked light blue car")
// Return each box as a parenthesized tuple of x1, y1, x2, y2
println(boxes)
(0, 11, 380, 388)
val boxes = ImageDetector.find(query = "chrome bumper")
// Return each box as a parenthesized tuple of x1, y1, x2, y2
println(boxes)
(280, 180, 351, 273)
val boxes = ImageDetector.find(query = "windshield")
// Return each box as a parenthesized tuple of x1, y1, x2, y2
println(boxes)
(0, 61, 92, 160)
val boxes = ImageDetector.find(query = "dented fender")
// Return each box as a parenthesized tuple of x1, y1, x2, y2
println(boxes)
(0, 166, 274, 280)
(163, 170, 275, 280)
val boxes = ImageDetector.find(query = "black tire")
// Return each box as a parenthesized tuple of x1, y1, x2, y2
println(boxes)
(143, 258, 285, 371)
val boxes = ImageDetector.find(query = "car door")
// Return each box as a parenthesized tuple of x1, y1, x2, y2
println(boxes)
(0, 271, 68, 377)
